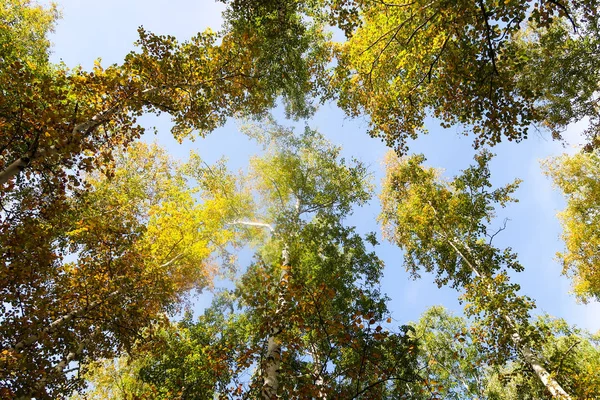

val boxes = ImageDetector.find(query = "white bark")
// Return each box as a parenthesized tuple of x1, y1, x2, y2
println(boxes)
(227, 218, 285, 398)
(23, 337, 89, 400)
(452, 242, 571, 398)
(0, 157, 30, 185)
(230, 220, 274, 232)
(262, 245, 290, 399)
(311, 350, 327, 399)
(459, 241, 571, 399)
(513, 331, 571, 399)
(428, 204, 572, 399)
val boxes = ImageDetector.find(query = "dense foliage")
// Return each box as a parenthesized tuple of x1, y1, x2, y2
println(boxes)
(331, 0, 600, 151)
(544, 150, 600, 302)
(1, 0, 599, 398)
(408, 307, 600, 399)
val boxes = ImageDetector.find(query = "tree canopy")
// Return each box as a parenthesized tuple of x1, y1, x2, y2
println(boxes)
(1, 141, 248, 397)
(379, 150, 572, 397)
(407, 306, 600, 399)
(331, 0, 600, 151)
(221, 0, 600, 151)
(1, 0, 599, 398)
(72, 124, 421, 399)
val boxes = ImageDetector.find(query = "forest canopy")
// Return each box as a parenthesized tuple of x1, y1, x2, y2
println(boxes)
(1, 0, 599, 398)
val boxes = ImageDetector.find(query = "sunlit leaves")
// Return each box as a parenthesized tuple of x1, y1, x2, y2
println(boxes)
(330, 0, 600, 151)
(0, 0, 59, 66)
(408, 307, 600, 400)
(244, 119, 372, 228)
(220, 0, 333, 118)
(0, 143, 247, 396)
(509, 18, 600, 150)
(0, 0, 333, 394)
(407, 307, 493, 399)
(544, 150, 600, 302)
(80, 124, 419, 398)
(235, 124, 417, 397)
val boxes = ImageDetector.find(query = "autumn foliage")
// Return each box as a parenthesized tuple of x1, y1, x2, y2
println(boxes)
(1, 0, 600, 398)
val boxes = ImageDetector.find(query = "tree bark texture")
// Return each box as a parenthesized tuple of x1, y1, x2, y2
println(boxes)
(262, 245, 291, 399)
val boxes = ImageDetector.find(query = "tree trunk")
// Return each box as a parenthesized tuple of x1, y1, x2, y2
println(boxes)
(312, 351, 327, 399)
(446, 238, 572, 399)
(0, 86, 159, 186)
(23, 334, 93, 400)
(512, 330, 572, 399)
(262, 245, 291, 399)
(0, 108, 116, 186)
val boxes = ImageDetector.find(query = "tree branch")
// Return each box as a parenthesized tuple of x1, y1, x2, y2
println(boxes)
(477, 0, 499, 76)
(228, 220, 274, 232)
(10, 291, 119, 353)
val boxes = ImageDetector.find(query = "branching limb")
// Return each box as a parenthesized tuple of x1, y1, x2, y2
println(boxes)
(477, 0, 499, 76)
(487, 218, 508, 245)
(228, 220, 274, 232)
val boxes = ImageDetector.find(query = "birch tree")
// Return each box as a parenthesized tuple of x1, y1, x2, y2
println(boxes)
(407, 306, 600, 400)
(380, 150, 573, 399)
(237, 122, 418, 398)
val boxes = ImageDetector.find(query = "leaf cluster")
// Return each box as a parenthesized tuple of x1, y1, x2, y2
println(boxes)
(544, 150, 600, 302)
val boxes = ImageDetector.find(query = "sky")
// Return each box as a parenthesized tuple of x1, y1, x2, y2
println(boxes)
(47, 0, 600, 333)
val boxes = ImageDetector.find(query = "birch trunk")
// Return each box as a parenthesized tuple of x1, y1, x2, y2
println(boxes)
(28, 340, 86, 398)
(261, 245, 291, 399)
(426, 202, 572, 399)
(512, 329, 571, 399)
(0, 108, 116, 186)
(446, 237, 572, 399)
(22, 335, 92, 400)
(311, 350, 327, 399)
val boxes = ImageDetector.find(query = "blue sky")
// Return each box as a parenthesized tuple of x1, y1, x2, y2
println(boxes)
(48, 0, 600, 333)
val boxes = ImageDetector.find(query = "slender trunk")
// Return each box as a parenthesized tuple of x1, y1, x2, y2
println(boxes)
(314, 373, 326, 399)
(512, 329, 571, 399)
(10, 291, 118, 353)
(311, 350, 327, 399)
(23, 336, 90, 400)
(447, 238, 572, 399)
(0, 109, 114, 186)
(428, 204, 572, 399)
(0, 157, 31, 186)
(262, 245, 291, 399)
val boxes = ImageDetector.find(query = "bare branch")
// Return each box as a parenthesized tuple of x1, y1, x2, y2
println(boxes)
(11, 290, 119, 353)
(547, 0, 578, 33)
(556, 339, 580, 373)
(487, 218, 509, 245)
(229, 220, 274, 232)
